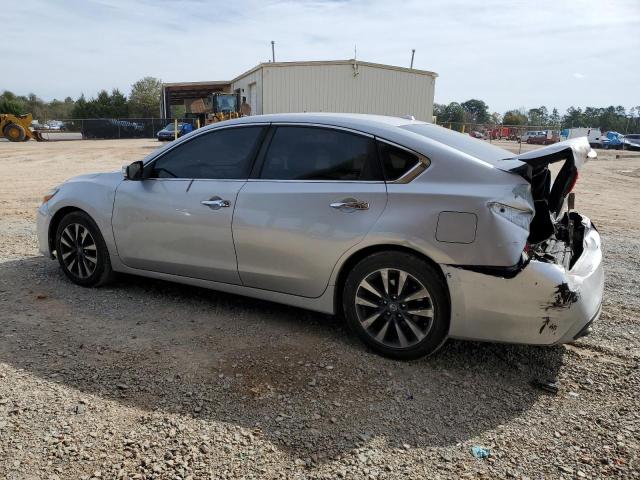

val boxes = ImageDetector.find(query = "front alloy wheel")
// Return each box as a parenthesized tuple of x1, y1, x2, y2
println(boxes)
(343, 251, 450, 359)
(59, 223, 98, 279)
(55, 211, 113, 287)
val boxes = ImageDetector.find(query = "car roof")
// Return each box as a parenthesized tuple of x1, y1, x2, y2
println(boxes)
(236, 113, 517, 162)
(216, 112, 420, 131)
(206, 112, 477, 149)
(196, 113, 436, 152)
(145, 113, 516, 170)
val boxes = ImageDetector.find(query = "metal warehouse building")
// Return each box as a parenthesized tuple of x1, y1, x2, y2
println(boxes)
(161, 59, 437, 121)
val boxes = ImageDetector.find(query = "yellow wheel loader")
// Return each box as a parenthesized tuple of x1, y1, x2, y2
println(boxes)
(0, 113, 45, 142)
(206, 93, 241, 124)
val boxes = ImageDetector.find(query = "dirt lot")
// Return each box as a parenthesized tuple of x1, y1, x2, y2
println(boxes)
(1, 138, 639, 479)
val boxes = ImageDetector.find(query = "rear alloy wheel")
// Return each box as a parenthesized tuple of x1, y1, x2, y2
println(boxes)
(55, 211, 113, 287)
(343, 252, 450, 359)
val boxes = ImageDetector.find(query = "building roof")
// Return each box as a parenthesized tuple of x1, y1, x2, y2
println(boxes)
(161, 80, 231, 88)
(161, 81, 231, 105)
(231, 59, 438, 83)
(162, 60, 437, 94)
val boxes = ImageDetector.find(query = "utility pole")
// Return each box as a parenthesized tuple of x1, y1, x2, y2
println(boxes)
(410, 49, 415, 69)
(271, 41, 275, 62)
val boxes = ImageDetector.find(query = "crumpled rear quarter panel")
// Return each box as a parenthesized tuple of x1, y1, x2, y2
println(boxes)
(377, 152, 533, 268)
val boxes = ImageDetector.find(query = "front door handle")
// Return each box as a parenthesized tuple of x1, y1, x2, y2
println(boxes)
(330, 199, 369, 211)
(201, 198, 230, 210)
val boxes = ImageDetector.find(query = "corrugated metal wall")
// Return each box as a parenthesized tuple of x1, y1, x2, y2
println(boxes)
(232, 68, 263, 115)
(257, 63, 435, 121)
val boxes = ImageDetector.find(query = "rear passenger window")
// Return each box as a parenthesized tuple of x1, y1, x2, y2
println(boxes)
(378, 142, 420, 181)
(260, 126, 382, 181)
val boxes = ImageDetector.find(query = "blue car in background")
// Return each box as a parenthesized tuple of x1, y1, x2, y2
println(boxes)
(601, 131, 623, 150)
(157, 122, 193, 141)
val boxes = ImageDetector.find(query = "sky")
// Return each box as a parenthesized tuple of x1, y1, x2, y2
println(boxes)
(2, 0, 639, 114)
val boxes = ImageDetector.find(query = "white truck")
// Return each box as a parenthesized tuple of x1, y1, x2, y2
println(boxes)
(560, 127, 603, 147)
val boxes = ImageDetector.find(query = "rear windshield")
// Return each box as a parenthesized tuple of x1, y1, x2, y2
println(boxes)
(401, 123, 513, 165)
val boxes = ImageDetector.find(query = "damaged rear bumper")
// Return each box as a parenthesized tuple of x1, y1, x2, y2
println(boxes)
(443, 217, 603, 346)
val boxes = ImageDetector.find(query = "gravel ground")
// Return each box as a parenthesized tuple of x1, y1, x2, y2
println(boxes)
(0, 139, 639, 479)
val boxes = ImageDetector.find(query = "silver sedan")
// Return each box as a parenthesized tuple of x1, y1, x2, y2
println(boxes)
(37, 113, 604, 359)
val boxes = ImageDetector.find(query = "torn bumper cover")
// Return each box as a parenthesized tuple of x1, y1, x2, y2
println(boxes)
(443, 217, 603, 345)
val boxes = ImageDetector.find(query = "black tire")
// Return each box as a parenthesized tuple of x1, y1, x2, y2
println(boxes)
(342, 251, 450, 360)
(55, 211, 113, 287)
(4, 123, 26, 142)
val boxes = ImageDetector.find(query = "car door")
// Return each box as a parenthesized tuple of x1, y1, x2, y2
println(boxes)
(112, 125, 267, 284)
(232, 125, 388, 298)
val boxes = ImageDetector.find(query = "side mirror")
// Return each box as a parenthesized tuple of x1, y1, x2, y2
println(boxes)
(122, 160, 143, 180)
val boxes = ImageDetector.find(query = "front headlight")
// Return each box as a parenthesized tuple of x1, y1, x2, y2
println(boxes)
(42, 186, 60, 204)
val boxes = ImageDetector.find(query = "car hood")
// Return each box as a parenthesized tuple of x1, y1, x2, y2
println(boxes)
(64, 171, 123, 187)
(66, 172, 103, 182)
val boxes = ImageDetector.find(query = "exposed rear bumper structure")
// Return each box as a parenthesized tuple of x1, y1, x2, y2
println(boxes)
(443, 218, 603, 346)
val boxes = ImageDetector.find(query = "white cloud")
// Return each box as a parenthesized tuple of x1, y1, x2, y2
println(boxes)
(2, 0, 639, 113)
(573, 73, 586, 79)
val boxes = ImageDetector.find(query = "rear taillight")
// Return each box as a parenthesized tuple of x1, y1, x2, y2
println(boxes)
(568, 171, 579, 192)
(488, 202, 534, 231)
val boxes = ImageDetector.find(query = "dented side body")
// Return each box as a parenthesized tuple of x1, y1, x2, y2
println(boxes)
(335, 124, 536, 270)
(38, 114, 603, 347)
(348, 131, 602, 345)
(425, 137, 603, 345)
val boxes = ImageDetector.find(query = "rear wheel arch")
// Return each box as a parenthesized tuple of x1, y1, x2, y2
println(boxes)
(334, 244, 450, 317)
(338, 246, 451, 359)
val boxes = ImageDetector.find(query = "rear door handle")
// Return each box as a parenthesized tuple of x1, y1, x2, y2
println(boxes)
(330, 199, 369, 211)
(201, 198, 230, 210)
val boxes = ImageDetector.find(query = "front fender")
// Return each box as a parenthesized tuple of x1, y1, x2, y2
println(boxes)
(46, 172, 122, 257)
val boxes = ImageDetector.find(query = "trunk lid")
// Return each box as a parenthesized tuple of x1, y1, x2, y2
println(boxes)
(497, 138, 596, 244)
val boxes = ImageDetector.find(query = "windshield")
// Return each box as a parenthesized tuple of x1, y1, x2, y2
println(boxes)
(164, 123, 184, 131)
(401, 123, 513, 165)
(214, 95, 238, 112)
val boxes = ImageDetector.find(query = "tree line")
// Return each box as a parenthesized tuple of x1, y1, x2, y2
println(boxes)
(435, 100, 640, 133)
(0, 77, 163, 121)
(1, 83, 638, 133)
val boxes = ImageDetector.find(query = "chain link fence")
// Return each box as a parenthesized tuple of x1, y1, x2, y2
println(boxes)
(433, 121, 562, 141)
(40, 118, 567, 145)
(39, 118, 197, 140)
